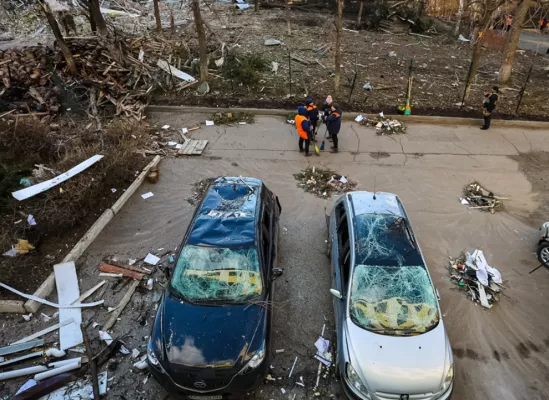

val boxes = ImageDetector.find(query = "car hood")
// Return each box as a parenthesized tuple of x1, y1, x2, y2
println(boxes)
(158, 293, 265, 373)
(346, 318, 449, 395)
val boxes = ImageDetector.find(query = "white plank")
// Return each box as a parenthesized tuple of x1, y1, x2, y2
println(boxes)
(192, 140, 208, 154)
(12, 155, 104, 201)
(157, 59, 196, 82)
(54, 262, 83, 350)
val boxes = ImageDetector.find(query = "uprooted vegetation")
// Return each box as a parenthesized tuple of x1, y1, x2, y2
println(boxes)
(294, 166, 357, 198)
(461, 181, 505, 213)
(222, 53, 268, 86)
(0, 117, 151, 294)
(211, 111, 255, 125)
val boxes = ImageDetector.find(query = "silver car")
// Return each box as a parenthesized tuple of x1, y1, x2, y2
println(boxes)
(326, 191, 454, 400)
(538, 222, 549, 267)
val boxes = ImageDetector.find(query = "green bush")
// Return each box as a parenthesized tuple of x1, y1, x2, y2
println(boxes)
(223, 53, 267, 86)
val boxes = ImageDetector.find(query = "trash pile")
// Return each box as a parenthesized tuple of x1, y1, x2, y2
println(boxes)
(448, 249, 503, 308)
(186, 178, 215, 206)
(211, 112, 255, 125)
(0, 34, 195, 119)
(357, 112, 407, 135)
(460, 181, 505, 213)
(294, 166, 357, 198)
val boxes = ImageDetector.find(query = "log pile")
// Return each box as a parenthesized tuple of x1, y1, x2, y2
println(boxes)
(0, 34, 197, 119)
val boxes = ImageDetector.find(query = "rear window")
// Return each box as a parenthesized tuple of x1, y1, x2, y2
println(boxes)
(350, 265, 439, 336)
(171, 245, 262, 302)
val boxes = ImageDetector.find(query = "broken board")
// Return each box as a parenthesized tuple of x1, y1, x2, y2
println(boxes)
(54, 262, 83, 350)
(177, 140, 208, 155)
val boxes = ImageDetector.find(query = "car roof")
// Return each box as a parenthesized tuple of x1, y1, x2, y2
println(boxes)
(187, 177, 263, 247)
(346, 191, 403, 217)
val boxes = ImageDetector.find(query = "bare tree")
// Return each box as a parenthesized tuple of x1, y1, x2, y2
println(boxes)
(255, 0, 259, 12)
(192, 0, 208, 82)
(357, 0, 364, 29)
(286, 0, 291, 36)
(335, 0, 344, 90)
(153, 0, 162, 33)
(499, 0, 530, 84)
(38, 0, 76, 75)
(89, 0, 108, 35)
(454, 0, 465, 35)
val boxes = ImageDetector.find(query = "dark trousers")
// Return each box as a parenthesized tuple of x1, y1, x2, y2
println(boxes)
(299, 137, 310, 153)
(311, 120, 318, 136)
(483, 115, 491, 129)
(332, 133, 339, 148)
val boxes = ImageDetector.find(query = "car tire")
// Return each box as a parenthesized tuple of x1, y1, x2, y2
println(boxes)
(538, 241, 549, 267)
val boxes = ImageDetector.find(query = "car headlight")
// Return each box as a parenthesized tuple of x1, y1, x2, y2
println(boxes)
(441, 364, 454, 392)
(238, 342, 266, 375)
(346, 363, 371, 399)
(147, 338, 160, 366)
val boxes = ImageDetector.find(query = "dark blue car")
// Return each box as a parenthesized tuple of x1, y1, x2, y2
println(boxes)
(148, 177, 282, 399)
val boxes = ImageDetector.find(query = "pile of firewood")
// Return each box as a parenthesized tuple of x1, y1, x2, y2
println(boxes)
(0, 33, 197, 120)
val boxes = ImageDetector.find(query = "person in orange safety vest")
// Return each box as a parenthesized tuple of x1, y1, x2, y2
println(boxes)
(305, 97, 319, 139)
(295, 106, 312, 157)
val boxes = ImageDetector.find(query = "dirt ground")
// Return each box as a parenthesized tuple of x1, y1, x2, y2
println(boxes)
(1, 113, 549, 400)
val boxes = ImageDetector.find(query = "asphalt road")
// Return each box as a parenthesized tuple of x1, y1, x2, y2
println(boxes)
(2, 114, 549, 400)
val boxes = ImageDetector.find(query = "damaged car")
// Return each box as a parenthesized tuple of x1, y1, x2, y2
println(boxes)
(148, 177, 282, 399)
(327, 191, 453, 400)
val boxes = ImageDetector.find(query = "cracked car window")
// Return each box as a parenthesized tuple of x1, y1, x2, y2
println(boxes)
(350, 265, 439, 336)
(171, 245, 263, 302)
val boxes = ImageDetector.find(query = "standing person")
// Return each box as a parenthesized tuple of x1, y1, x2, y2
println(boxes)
(326, 104, 342, 153)
(305, 97, 319, 139)
(481, 86, 499, 130)
(505, 14, 513, 32)
(321, 95, 334, 140)
(295, 106, 312, 156)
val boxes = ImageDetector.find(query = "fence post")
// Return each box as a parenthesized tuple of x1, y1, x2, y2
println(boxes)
(348, 53, 358, 102)
(515, 64, 533, 115)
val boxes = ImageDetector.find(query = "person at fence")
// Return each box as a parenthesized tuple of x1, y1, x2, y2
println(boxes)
(505, 15, 513, 32)
(296, 106, 312, 156)
(322, 95, 334, 140)
(305, 97, 319, 139)
(326, 104, 342, 153)
(481, 86, 499, 130)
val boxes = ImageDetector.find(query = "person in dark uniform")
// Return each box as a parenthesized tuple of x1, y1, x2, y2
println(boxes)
(326, 104, 342, 153)
(481, 86, 499, 130)
(305, 97, 319, 139)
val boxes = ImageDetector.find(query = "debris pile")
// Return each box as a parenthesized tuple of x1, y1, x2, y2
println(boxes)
(1, 34, 196, 119)
(448, 249, 503, 308)
(359, 113, 406, 135)
(186, 178, 215, 205)
(211, 112, 255, 125)
(460, 181, 505, 213)
(294, 166, 357, 198)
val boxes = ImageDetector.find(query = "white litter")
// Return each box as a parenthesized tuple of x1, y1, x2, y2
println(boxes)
(146, 278, 154, 290)
(54, 261, 83, 350)
(339, 176, 348, 184)
(379, 111, 384, 118)
(12, 155, 104, 201)
(22, 313, 32, 322)
(355, 115, 364, 122)
(132, 348, 140, 359)
(458, 34, 470, 42)
(460, 198, 469, 205)
(141, 192, 154, 199)
(182, 128, 188, 134)
(27, 215, 36, 226)
(15, 379, 37, 394)
(144, 253, 160, 266)
(175, 144, 183, 149)
(280, 388, 286, 394)
(168, 141, 177, 146)
(161, 125, 170, 130)
(205, 120, 215, 126)
(111, 188, 117, 193)
(157, 59, 196, 82)
(288, 356, 298, 378)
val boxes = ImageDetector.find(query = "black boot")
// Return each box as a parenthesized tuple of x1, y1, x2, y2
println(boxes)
(330, 148, 338, 153)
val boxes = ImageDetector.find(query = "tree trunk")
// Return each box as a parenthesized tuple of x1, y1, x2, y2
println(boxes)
(192, 0, 208, 82)
(153, 0, 162, 33)
(89, 0, 108, 36)
(463, 36, 483, 100)
(499, 0, 530, 84)
(39, 1, 76, 75)
(334, 0, 343, 90)
(286, 0, 291, 36)
(357, 0, 364, 29)
(454, 0, 465, 35)
(255, 0, 259, 12)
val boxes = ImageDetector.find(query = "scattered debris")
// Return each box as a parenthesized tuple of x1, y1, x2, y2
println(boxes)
(144, 253, 160, 266)
(12, 155, 104, 201)
(363, 82, 374, 90)
(294, 166, 357, 198)
(186, 178, 214, 206)
(141, 192, 154, 200)
(388, 51, 397, 57)
(458, 34, 470, 42)
(147, 166, 160, 184)
(275, 349, 285, 354)
(359, 113, 406, 135)
(461, 181, 505, 213)
(355, 115, 365, 122)
(3, 239, 35, 257)
(448, 250, 503, 308)
(27, 215, 36, 226)
(0, 358, 83, 381)
(145, 278, 154, 290)
(0, 340, 45, 357)
(54, 262, 83, 350)
(99, 264, 145, 280)
(22, 314, 32, 322)
(271, 61, 279, 73)
(178, 139, 209, 155)
(264, 39, 282, 46)
(102, 279, 140, 331)
(288, 356, 298, 377)
(211, 112, 255, 125)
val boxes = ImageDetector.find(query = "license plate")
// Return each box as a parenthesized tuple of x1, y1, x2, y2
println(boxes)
(186, 396, 222, 400)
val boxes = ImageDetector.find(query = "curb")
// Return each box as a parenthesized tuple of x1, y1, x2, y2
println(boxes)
(146, 105, 549, 130)
(0, 156, 162, 314)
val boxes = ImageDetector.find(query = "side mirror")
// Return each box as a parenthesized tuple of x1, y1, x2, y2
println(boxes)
(330, 289, 343, 299)
(271, 268, 283, 280)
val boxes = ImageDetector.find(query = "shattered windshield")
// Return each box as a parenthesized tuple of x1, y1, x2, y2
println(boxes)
(171, 245, 263, 302)
(350, 265, 439, 336)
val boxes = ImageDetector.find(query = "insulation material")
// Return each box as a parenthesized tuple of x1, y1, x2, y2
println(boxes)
(350, 266, 439, 335)
(354, 214, 423, 267)
(171, 245, 262, 301)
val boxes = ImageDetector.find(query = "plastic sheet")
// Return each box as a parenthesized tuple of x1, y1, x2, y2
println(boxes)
(172, 245, 262, 302)
(350, 265, 439, 335)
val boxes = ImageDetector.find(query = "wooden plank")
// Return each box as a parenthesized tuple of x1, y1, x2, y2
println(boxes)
(192, 140, 208, 155)
(103, 280, 140, 331)
(71, 281, 106, 305)
(11, 319, 75, 345)
(177, 140, 194, 155)
(99, 264, 144, 280)
(183, 141, 200, 155)
(54, 263, 83, 350)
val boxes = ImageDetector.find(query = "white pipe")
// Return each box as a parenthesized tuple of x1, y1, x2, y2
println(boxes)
(0, 358, 81, 381)
(34, 360, 81, 381)
(45, 348, 66, 358)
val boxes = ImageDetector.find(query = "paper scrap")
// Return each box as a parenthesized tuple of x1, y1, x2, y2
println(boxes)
(141, 192, 154, 200)
(182, 128, 188, 134)
(460, 198, 469, 205)
(205, 120, 215, 126)
(175, 144, 183, 150)
(27, 214, 37, 226)
(339, 176, 348, 184)
(355, 115, 364, 122)
(168, 141, 177, 146)
(144, 253, 160, 266)
(161, 125, 170, 130)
